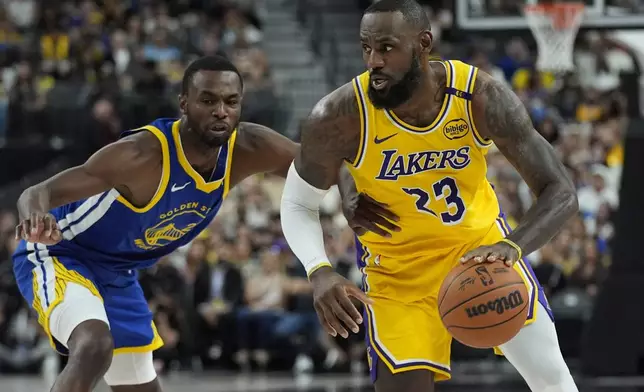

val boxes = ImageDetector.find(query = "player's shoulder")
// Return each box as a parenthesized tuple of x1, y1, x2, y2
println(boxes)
(110, 122, 168, 167)
(311, 81, 359, 121)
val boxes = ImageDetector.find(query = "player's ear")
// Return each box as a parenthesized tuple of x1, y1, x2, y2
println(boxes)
(179, 94, 187, 115)
(419, 30, 433, 54)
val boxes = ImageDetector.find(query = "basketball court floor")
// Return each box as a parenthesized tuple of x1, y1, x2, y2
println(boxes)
(4, 370, 644, 392)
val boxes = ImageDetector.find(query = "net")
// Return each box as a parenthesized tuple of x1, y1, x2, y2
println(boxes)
(524, 3, 585, 73)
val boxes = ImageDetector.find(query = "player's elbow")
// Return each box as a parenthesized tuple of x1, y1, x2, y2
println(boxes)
(559, 186, 579, 217)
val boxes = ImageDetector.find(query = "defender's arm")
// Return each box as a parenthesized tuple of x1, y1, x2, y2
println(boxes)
(471, 70, 579, 256)
(232, 122, 299, 181)
(17, 134, 160, 220)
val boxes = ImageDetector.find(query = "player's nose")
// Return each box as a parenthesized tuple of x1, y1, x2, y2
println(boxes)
(367, 51, 385, 70)
(211, 103, 227, 118)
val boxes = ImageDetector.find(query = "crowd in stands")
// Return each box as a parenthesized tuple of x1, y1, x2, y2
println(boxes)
(0, 0, 634, 377)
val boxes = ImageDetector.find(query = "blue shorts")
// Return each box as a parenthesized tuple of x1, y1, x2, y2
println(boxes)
(13, 243, 163, 355)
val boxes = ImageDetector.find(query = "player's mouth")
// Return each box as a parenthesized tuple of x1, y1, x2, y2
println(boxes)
(370, 76, 389, 91)
(209, 123, 230, 135)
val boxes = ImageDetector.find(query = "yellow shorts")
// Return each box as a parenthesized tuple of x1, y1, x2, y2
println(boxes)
(358, 216, 547, 382)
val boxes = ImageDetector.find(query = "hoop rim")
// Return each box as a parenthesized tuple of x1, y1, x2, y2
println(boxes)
(523, 2, 585, 13)
(524, 2, 585, 29)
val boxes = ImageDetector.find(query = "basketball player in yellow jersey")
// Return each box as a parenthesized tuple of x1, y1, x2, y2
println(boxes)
(281, 0, 580, 391)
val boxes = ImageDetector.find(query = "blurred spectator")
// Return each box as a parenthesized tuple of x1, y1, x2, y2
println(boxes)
(234, 246, 308, 370)
(192, 236, 244, 366)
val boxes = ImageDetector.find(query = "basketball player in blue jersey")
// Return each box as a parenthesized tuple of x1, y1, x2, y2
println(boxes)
(12, 55, 397, 392)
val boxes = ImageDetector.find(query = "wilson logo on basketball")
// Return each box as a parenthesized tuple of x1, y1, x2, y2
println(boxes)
(464, 290, 525, 318)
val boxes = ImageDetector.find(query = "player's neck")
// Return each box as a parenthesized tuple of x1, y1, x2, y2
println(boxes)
(390, 64, 440, 117)
(178, 121, 221, 168)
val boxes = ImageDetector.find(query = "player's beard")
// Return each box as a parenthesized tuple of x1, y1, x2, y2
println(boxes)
(368, 52, 422, 110)
(185, 109, 234, 149)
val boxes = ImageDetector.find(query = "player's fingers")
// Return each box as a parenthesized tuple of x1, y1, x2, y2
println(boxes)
(15, 224, 22, 240)
(337, 291, 363, 327)
(459, 251, 476, 264)
(363, 199, 400, 222)
(314, 302, 337, 337)
(321, 301, 348, 338)
(361, 193, 390, 208)
(360, 209, 400, 232)
(30, 213, 39, 235)
(329, 295, 359, 335)
(486, 251, 502, 262)
(352, 216, 391, 238)
(345, 285, 373, 305)
(353, 226, 368, 237)
(43, 215, 55, 237)
(51, 229, 62, 242)
(21, 220, 31, 241)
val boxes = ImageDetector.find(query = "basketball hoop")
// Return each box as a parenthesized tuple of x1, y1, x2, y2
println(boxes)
(524, 3, 585, 74)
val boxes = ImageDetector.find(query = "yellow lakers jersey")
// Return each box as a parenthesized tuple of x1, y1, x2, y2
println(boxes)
(347, 60, 501, 260)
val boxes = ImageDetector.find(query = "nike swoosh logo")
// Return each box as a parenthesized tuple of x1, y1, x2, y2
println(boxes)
(171, 182, 191, 192)
(374, 133, 398, 144)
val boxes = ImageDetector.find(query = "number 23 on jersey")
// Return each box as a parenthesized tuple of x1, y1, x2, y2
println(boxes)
(402, 177, 466, 225)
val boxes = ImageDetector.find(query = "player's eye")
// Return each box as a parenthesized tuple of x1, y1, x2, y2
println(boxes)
(202, 99, 214, 105)
(228, 100, 239, 106)
(384, 45, 393, 52)
(362, 44, 371, 54)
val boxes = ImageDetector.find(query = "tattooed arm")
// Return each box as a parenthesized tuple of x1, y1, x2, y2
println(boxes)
(280, 83, 362, 274)
(281, 84, 373, 338)
(294, 86, 362, 189)
(471, 70, 578, 257)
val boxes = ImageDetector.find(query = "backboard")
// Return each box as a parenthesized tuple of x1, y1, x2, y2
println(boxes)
(455, 0, 644, 31)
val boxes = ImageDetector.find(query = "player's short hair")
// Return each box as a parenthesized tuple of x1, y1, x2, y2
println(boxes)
(181, 55, 243, 94)
(364, 0, 431, 32)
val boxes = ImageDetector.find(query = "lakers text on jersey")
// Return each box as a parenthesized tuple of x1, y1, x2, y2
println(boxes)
(12, 118, 237, 355)
(348, 61, 551, 381)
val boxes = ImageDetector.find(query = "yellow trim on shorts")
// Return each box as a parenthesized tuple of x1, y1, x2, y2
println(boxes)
(32, 257, 103, 353)
(363, 303, 452, 382)
(113, 322, 164, 355)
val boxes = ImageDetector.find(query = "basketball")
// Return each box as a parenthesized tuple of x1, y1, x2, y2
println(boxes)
(438, 261, 530, 349)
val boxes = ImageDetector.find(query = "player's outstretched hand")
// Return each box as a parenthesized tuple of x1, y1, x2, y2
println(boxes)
(15, 213, 63, 245)
(459, 241, 520, 267)
(310, 266, 373, 338)
(343, 192, 401, 237)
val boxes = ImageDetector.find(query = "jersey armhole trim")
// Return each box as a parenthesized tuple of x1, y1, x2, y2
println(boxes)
(349, 77, 368, 168)
(466, 66, 494, 148)
(116, 125, 171, 213)
(223, 129, 238, 198)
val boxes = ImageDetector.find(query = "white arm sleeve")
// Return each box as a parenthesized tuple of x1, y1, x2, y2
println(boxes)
(280, 162, 332, 276)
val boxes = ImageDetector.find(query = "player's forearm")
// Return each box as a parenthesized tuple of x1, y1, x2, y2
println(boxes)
(280, 163, 332, 277)
(336, 164, 357, 201)
(17, 184, 51, 220)
(505, 182, 578, 257)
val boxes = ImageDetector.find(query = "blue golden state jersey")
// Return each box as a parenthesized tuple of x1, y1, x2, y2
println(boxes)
(14, 118, 236, 272)
(347, 60, 501, 258)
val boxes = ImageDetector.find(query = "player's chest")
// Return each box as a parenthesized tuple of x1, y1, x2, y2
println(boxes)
(362, 130, 479, 182)
(128, 194, 222, 251)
